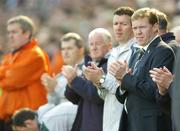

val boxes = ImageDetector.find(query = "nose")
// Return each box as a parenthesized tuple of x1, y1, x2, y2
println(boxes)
(116, 24, 122, 31)
(90, 43, 97, 50)
(136, 28, 142, 35)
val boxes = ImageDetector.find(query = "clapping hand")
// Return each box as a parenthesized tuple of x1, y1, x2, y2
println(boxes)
(108, 60, 131, 81)
(149, 66, 174, 95)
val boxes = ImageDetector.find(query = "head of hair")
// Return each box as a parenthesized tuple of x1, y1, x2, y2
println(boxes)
(88, 28, 112, 44)
(151, 9, 168, 30)
(7, 15, 36, 39)
(113, 6, 134, 17)
(131, 7, 158, 25)
(60, 32, 83, 49)
(12, 108, 37, 127)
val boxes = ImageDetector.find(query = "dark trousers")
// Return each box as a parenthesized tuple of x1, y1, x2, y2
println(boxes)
(119, 109, 128, 131)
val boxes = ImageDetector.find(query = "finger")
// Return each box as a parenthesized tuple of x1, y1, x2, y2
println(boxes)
(110, 61, 120, 68)
(41, 73, 49, 78)
(150, 73, 155, 79)
(99, 67, 104, 74)
(61, 66, 66, 71)
(108, 66, 117, 75)
(149, 70, 158, 75)
(84, 67, 95, 74)
(150, 74, 160, 81)
(61, 70, 68, 78)
(151, 76, 160, 83)
(90, 62, 98, 69)
(152, 77, 156, 82)
(108, 65, 117, 72)
(42, 74, 52, 82)
(152, 68, 163, 74)
(116, 60, 124, 65)
(109, 71, 115, 76)
(163, 66, 171, 73)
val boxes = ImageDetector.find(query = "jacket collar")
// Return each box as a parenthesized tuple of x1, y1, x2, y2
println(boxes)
(144, 36, 161, 53)
(84, 55, 108, 67)
(12, 39, 38, 54)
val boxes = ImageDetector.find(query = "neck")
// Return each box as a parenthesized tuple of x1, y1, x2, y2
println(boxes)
(71, 56, 83, 67)
(12, 39, 31, 54)
(142, 35, 158, 48)
(158, 30, 167, 36)
(118, 36, 133, 46)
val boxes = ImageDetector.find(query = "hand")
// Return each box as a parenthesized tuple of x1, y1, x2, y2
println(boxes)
(61, 65, 77, 86)
(83, 63, 104, 87)
(41, 73, 57, 93)
(149, 66, 174, 95)
(108, 60, 130, 81)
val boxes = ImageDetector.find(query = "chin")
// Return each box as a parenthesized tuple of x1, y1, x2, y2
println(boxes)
(139, 43, 145, 46)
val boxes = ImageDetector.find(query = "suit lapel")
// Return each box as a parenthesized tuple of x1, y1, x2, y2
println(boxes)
(134, 37, 162, 75)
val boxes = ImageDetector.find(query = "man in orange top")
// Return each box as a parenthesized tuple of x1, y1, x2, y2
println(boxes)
(0, 15, 50, 130)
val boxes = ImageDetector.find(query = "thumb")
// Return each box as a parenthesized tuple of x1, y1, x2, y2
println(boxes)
(74, 64, 78, 72)
(100, 67, 104, 74)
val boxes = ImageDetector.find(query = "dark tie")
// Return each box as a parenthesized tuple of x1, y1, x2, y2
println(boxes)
(128, 46, 139, 68)
(129, 47, 145, 74)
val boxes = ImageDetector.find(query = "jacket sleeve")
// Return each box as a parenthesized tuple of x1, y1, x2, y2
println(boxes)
(65, 86, 81, 104)
(155, 89, 171, 116)
(70, 76, 104, 104)
(0, 49, 49, 90)
(121, 47, 175, 101)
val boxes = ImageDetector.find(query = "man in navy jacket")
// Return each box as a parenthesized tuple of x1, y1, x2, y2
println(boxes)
(115, 8, 174, 131)
(62, 28, 112, 131)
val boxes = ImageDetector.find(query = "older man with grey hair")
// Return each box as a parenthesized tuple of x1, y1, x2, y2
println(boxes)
(62, 28, 112, 131)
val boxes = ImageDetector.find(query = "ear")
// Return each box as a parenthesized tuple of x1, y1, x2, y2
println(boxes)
(24, 119, 33, 128)
(79, 47, 84, 55)
(152, 23, 159, 33)
(24, 31, 31, 39)
(108, 42, 112, 50)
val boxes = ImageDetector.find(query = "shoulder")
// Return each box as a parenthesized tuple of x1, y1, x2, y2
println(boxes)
(154, 40, 174, 54)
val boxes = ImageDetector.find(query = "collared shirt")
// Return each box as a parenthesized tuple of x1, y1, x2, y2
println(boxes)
(47, 58, 84, 105)
(99, 38, 138, 131)
(39, 122, 49, 131)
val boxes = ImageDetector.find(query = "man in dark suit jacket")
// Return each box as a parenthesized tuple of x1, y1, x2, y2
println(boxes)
(62, 28, 112, 131)
(114, 8, 175, 131)
(173, 51, 180, 131)
(149, 50, 180, 131)
(155, 9, 180, 54)
(149, 9, 180, 118)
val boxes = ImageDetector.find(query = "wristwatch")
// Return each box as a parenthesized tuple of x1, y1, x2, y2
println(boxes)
(99, 75, 106, 84)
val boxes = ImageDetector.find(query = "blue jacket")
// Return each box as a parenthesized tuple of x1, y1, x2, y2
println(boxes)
(65, 55, 108, 131)
(116, 37, 174, 131)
